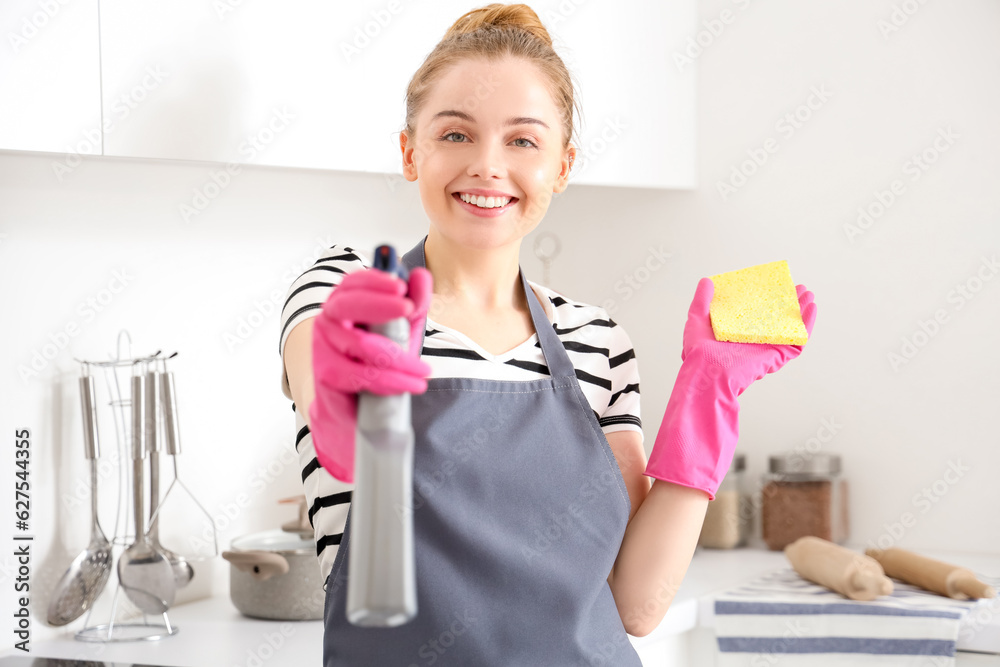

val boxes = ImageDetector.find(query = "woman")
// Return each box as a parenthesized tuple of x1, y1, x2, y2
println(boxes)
(280, 4, 817, 664)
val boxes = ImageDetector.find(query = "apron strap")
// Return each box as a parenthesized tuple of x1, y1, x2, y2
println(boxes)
(400, 235, 575, 380)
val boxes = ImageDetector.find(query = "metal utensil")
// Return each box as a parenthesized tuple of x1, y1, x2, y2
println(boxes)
(117, 373, 176, 614)
(145, 367, 194, 589)
(46, 372, 114, 626)
(154, 359, 218, 561)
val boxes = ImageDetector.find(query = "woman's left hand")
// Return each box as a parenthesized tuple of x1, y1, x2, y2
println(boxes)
(643, 278, 817, 500)
(680, 277, 817, 397)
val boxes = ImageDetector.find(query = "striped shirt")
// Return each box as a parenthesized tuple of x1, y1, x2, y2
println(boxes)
(278, 244, 642, 584)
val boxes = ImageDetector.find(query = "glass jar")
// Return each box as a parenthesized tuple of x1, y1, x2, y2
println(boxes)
(698, 453, 749, 549)
(761, 452, 849, 551)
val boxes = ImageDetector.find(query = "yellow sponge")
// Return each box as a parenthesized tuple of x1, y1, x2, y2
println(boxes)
(709, 260, 808, 345)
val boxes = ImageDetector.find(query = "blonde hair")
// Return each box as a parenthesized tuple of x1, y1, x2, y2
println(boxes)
(403, 3, 582, 151)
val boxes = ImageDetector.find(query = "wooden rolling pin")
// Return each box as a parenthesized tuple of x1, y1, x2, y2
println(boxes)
(865, 547, 997, 600)
(785, 536, 894, 601)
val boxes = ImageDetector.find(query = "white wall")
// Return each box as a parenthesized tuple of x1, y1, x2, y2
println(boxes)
(2, 0, 998, 648)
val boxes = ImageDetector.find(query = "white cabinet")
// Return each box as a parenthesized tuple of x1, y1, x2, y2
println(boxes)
(4, 1, 696, 189)
(97, 0, 696, 188)
(97, 0, 344, 171)
(0, 0, 101, 156)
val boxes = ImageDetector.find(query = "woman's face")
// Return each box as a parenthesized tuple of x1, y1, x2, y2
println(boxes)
(401, 57, 575, 251)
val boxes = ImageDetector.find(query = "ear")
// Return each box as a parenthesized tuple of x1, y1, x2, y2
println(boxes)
(553, 145, 576, 194)
(400, 130, 418, 182)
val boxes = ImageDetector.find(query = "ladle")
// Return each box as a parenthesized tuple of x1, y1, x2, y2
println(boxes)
(117, 372, 176, 614)
(46, 372, 114, 626)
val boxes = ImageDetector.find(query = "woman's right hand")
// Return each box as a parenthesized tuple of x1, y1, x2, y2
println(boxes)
(308, 266, 433, 483)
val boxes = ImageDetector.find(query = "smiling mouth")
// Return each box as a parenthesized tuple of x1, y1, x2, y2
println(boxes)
(452, 192, 519, 209)
(451, 192, 521, 217)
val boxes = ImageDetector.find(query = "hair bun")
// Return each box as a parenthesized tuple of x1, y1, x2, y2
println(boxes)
(445, 3, 553, 48)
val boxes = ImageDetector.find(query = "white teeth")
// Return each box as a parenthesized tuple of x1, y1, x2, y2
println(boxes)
(459, 193, 512, 208)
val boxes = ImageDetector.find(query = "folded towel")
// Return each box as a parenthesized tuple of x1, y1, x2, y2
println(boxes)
(711, 566, 988, 667)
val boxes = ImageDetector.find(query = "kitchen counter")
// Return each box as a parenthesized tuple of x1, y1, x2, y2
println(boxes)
(684, 545, 1000, 655)
(6, 545, 997, 666)
(4, 594, 323, 666)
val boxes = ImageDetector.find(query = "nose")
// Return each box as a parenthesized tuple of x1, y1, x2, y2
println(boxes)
(467, 138, 506, 180)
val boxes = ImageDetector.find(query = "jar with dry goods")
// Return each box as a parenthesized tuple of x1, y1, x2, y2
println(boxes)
(698, 453, 749, 549)
(761, 452, 849, 551)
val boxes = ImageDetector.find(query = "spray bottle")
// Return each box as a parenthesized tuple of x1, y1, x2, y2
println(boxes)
(346, 244, 418, 627)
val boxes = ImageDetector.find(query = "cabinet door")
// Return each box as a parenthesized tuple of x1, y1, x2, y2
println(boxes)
(0, 0, 101, 155)
(98, 0, 341, 170)
(98, 0, 695, 188)
(550, 1, 696, 189)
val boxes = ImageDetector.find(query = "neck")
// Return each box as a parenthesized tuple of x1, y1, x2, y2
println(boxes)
(423, 230, 525, 312)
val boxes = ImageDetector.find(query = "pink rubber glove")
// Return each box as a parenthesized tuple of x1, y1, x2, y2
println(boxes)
(644, 278, 817, 500)
(308, 266, 433, 483)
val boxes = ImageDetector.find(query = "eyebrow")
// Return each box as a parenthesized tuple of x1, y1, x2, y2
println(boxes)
(430, 109, 550, 130)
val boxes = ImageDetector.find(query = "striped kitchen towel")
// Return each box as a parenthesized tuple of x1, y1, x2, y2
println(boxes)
(711, 566, 988, 667)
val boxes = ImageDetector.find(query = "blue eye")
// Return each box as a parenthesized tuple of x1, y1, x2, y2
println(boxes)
(439, 132, 537, 149)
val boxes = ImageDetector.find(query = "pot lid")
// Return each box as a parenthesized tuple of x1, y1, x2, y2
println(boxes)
(768, 451, 841, 475)
(230, 528, 314, 555)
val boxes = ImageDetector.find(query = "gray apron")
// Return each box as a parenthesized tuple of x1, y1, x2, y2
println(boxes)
(322, 235, 642, 666)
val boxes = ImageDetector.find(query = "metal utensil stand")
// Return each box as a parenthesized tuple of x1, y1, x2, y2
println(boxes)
(72, 330, 217, 642)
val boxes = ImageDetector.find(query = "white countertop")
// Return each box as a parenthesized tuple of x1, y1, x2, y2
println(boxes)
(6, 545, 997, 666)
(676, 544, 1000, 655)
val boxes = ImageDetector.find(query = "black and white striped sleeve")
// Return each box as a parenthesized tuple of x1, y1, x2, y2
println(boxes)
(599, 316, 642, 441)
(279, 245, 369, 401)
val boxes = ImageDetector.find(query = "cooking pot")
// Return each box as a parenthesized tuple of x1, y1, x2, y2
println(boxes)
(222, 527, 325, 621)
